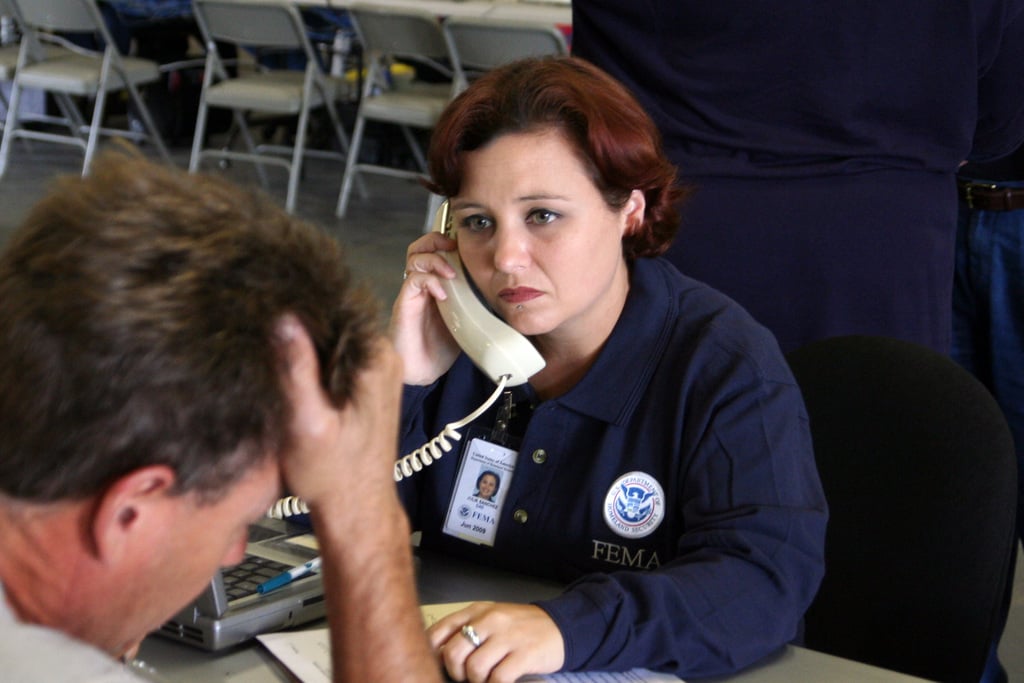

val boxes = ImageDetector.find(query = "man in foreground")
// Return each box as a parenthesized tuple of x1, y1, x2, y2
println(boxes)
(0, 152, 441, 682)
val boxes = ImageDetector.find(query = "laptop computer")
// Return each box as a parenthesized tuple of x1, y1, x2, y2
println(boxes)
(154, 516, 325, 651)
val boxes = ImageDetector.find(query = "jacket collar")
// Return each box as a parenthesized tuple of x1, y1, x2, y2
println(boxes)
(544, 258, 679, 425)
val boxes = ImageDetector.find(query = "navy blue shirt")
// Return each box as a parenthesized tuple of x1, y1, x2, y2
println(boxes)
(398, 258, 827, 677)
(572, 1, 1024, 179)
(572, 1, 1024, 353)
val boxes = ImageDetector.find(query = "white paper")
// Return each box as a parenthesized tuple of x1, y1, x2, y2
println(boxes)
(257, 628, 331, 683)
(258, 604, 683, 683)
(421, 601, 476, 626)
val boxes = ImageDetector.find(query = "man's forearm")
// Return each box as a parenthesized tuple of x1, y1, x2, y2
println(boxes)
(312, 500, 441, 683)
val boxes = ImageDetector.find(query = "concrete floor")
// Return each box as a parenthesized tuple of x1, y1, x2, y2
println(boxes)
(0, 140, 1021, 681)
(0, 140, 427, 307)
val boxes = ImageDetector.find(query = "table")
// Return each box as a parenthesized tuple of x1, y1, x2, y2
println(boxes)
(483, 1, 571, 25)
(106, 0, 571, 25)
(135, 551, 931, 683)
(266, 0, 572, 26)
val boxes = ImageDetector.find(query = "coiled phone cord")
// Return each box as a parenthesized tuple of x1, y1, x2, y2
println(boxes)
(393, 374, 510, 481)
(267, 495, 309, 519)
(266, 374, 511, 517)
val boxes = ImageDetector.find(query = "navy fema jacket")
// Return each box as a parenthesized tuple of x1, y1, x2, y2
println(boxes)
(398, 257, 828, 678)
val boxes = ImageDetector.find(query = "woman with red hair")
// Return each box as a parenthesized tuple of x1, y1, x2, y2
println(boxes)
(392, 57, 827, 682)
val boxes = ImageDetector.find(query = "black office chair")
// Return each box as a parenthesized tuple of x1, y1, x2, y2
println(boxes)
(786, 335, 1017, 683)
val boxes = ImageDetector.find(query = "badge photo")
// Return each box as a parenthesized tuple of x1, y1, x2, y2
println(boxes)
(442, 437, 518, 546)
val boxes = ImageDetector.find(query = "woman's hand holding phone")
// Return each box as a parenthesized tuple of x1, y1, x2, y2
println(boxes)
(391, 230, 462, 386)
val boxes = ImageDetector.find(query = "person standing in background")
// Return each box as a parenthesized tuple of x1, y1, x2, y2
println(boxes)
(953, 144, 1024, 683)
(571, 1, 1024, 354)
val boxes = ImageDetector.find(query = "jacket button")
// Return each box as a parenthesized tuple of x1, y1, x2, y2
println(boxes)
(531, 449, 547, 464)
(513, 509, 529, 524)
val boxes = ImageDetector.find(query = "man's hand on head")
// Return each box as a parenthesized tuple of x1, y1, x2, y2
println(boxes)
(276, 315, 404, 517)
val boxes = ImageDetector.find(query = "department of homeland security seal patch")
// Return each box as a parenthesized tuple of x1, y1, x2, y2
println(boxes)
(603, 471, 665, 538)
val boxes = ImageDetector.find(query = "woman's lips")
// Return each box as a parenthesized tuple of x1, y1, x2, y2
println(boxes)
(499, 287, 542, 304)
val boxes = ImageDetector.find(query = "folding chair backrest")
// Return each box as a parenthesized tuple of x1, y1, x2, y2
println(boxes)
(193, 0, 308, 52)
(349, 5, 452, 65)
(10, 0, 102, 35)
(445, 17, 568, 72)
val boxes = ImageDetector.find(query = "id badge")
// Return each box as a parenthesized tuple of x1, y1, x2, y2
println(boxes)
(442, 434, 518, 546)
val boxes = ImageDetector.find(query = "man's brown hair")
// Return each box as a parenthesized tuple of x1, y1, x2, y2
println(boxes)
(0, 151, 379, 502)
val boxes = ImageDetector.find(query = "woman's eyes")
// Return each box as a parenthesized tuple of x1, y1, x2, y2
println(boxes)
(527, 208, 559, 225)
(460, 215, 494, 232)
(458, 208, 560, 232)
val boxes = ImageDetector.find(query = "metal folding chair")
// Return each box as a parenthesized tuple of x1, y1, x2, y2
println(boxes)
(443, 15, 568, 93)
(190, 0, 354, 214)
(335, 4, 463, 222)
(0, 0, 171, 178)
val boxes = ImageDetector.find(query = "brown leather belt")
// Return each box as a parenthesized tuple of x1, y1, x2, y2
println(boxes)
(958, 181, 1024, 211)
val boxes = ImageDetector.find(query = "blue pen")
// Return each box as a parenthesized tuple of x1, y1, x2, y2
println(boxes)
(257, 557, 321, 594)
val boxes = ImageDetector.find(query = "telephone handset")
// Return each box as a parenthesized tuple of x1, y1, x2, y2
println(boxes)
(431, 200, 546, 386)
(267, 202, 547, 517)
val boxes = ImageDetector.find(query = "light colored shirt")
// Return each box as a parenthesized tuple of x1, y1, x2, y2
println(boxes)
(0, 582, 144, 682)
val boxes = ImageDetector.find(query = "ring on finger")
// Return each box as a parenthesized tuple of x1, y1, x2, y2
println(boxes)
(460, 623, 482, 649)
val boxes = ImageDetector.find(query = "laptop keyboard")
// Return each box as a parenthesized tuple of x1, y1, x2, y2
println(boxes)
(223, 555, 292, 601)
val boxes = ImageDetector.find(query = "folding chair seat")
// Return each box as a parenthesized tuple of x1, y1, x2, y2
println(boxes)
(335, 4, 463, 221)
(0, 0, 171, 179)
(190, 0, 354, 214)
(443, 15, 568, 93)
(0, 39, 84, 134)
(1, 2, 74, 131)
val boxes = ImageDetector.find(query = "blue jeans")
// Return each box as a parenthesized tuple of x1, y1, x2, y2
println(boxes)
(951, 177, 1024, 683)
